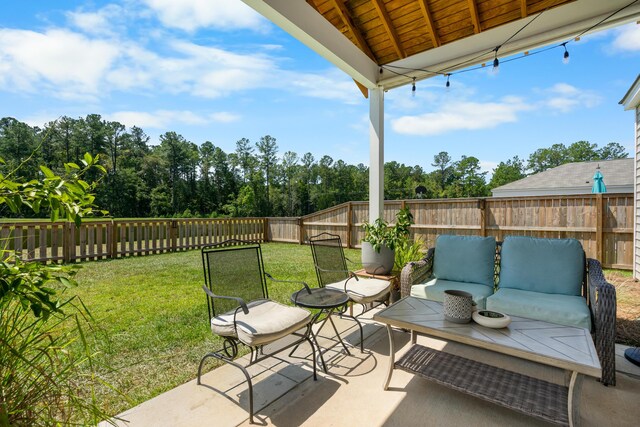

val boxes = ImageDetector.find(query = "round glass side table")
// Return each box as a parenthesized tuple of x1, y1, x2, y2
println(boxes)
(290, 287, 350, 372)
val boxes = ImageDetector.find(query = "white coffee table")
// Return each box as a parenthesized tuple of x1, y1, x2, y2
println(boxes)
(373, 297, 601, 427)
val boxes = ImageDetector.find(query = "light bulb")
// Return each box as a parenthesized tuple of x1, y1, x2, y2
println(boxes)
(492, 57, 500, 74)
(563, 48, 570, 64)
(411, 78, 416, 97)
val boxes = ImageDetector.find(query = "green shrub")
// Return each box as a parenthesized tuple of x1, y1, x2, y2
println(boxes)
(362, 207, 413, 252)
(0, 150, 118, 425)
(394, 237, 425, 272)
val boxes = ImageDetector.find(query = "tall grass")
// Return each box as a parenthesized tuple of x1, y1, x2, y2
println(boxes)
(0, 300, 113, 426)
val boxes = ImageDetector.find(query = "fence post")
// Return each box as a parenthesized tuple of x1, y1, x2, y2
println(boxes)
(63, 222, 71, 263)
(596, 194, 604, 262)
(346, 202, 353, 248)
(263, 218, 269, 243)
(170, 219, 178, 252)
(109, 220, 118, 259)
(478, 198, 487, 237)
(298, 217, 304, 245)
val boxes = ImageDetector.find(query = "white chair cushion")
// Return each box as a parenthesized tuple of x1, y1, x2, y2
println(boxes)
(326, 277, 391, 304)
(211, 300, 312, 347)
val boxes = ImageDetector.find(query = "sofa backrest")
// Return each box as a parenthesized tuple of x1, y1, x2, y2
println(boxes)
(498, 236, 584, 296)
(433, 235, 496, 287)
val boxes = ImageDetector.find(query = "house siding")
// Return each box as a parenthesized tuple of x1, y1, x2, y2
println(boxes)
(635, 107, 640, 278)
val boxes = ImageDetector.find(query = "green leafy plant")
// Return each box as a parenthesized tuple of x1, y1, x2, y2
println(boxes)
(362, 207, 414, 253)
(0, 149, 117, 426)
(394, 237, 425, 271)
(0, 152, 106, 317)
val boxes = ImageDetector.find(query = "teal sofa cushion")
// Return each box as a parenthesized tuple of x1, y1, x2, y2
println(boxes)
(411, 278, 493, 309)
(433, 235, 496, 287)
(499, 236, 584, 296)
(486, 288, 591, 330)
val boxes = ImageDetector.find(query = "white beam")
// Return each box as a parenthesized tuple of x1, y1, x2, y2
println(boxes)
(242, 0, 379, 88)
(369, 87, 384, 222)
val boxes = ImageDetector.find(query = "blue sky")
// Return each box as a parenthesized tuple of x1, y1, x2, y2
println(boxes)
(1, 0, 639, 176)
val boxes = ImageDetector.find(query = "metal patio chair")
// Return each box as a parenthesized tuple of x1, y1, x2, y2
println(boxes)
(308, 232, 391, 351)
(197, 240, 317, 424)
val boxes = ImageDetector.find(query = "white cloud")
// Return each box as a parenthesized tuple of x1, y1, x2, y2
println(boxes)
(210, 112, 241, 122)
(0, 23, 363, 104)
(611, 23, 640, 52)
(544, 83, 601, 113)
(107, 110, 211, 128)
(479, 160, 499, 176)
(21, 113, 63, 128)
(66, 4, 125, 36)
(0, 26, 275, 100)
(261, 44, 284, 51)
(0, 28, 119, 98)
(391, 98, 530, 136)
(142, 0, 266, 32)
(107, 109, 240, 128)
(286, 69, 362, 104)
(158, 40, 274, 97)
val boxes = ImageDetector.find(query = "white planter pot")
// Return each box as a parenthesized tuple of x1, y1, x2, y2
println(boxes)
(361, 242, 394, 275)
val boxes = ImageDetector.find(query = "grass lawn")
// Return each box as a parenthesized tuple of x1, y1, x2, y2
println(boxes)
(72, 243, 363, 416)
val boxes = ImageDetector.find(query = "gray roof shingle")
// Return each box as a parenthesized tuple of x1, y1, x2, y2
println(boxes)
(492, 158, 633, 196)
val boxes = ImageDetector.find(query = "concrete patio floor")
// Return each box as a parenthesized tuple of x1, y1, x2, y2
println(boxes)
(108, 309, 640, 427)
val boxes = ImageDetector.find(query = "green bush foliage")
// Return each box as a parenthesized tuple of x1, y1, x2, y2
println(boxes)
(0, 151, 117, 425)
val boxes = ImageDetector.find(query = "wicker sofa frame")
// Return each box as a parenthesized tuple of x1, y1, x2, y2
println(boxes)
(400, 241, 617, 386)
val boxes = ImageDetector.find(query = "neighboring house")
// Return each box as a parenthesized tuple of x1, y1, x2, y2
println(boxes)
(491, 158, 633, 197)
(620, 74, 640, 279)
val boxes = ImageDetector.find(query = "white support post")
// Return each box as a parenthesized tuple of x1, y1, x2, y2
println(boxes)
(369, 87, 384, 223)
(633, 106, 640, 280)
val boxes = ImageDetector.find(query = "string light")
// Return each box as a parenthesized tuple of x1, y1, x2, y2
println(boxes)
(378, 0, 637, 98)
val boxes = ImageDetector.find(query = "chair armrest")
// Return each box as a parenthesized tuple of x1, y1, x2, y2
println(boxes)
(312, 266, 360, 292)
(202, 285, 249, 314)
(264, 272, 312, 294)
(344, 256, 357, 267)
(586, 258, 617, 386)
(400, 247, 434, 298)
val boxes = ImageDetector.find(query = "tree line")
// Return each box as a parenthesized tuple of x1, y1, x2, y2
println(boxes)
(0, 115, 628, 218)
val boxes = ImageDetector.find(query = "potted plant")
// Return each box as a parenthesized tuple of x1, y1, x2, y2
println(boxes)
(361, 207, 413, 276)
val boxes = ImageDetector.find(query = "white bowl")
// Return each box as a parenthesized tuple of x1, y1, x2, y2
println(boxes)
(472, 310, 511, 328)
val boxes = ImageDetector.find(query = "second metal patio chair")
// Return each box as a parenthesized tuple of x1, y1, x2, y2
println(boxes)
(309, 232, 392, 351)
(197, 239, 317, 424)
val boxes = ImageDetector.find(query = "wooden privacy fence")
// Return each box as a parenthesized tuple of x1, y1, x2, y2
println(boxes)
(0, 218, 266, 263)
(266, 194, 633, 270)
(0, 194, 633, 269)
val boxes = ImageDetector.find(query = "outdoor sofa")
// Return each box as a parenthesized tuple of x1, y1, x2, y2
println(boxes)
(400, 234, 617, 386)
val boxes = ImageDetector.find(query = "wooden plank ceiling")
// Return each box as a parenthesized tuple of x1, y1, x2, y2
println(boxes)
(306, 0, 577, 66)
